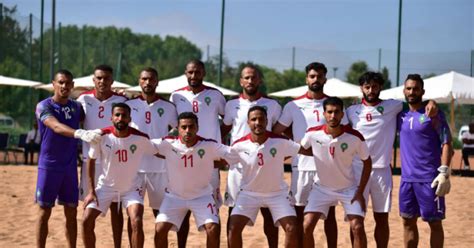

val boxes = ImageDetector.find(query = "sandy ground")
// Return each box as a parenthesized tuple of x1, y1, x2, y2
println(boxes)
(0, 161, 473, 247)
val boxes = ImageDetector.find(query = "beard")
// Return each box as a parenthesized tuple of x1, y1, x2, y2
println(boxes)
(405, 95, 423, 105)
(308, 83, 323, 92)
(114, 121, 128, 131)
(243, 86, 258, 96)
(363, 92, 380, 103)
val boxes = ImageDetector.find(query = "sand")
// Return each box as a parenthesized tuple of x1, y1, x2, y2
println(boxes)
(0, 163, 473, 247)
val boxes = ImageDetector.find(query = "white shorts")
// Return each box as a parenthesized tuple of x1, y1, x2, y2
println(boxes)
(305, 184, 365, 220)
(354, 166, 392, 213)
(231, 191, 295, 227)
(290, 170, 317, 206)
(86, 186, 144, 216)
(224, 166, 242, 207)
(138, 172, 168, 210)
(211, 169, 222, 208)
(156, 193, 219, 232)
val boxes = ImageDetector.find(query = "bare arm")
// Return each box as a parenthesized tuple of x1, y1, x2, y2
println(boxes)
(272, 122, 288, 135)
(220, 124, 233, 142)
(83, 158, 98, 208)
(43, 116, 76, 137)
(462, 138, 474, 145)
(298, 146, 313, 156)
(441, 142, 453, 168)
(351, 156, 372, 211)
(214, 159, 229, 169)
(424, 99, 438, 118)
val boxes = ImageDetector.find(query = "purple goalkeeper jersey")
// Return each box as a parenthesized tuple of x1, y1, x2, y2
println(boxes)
(398, 108, 451, 182)
(35, 97, 84, 172)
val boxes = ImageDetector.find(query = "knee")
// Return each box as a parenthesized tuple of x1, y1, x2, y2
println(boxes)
(38, 207, 52, 222)
(130, 216, 143, 231)
(350, 221, 365, 235)
(206, 223, 219, 237)
(155, 224, 168, 238)
(428, 221, 443, 232)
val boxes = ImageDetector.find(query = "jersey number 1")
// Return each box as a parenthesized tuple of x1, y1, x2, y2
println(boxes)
(115, 149, 128, 162)
(181, 154, 194, 167)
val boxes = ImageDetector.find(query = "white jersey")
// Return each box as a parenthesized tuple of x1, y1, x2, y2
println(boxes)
(223, 94, 282, 143)
(153, 136, 237, 200)
(232, 132, 300, 195)
(346, 99, 403, 169)
(127, 96, 178, 173)
(301, 125, 370, 191)
(88, 126, 158, 193)
(170, 86, 226, 142)
(278, 93, 348, 171)
(77, 90, 128, 161)
(462, 131, 474, 148)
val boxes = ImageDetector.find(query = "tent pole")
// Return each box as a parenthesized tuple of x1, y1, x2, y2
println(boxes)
(450, 96, 455, 134)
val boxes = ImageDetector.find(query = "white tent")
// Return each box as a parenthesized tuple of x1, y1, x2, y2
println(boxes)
(36, 74, 131, 91)
(269, 78, 361, 98)
(125, 75, 238, 96)
(380, 71, 474, 104)
(0, 75, 42, 87)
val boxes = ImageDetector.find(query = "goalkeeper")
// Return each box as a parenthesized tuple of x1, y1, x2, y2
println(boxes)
(397, 74, 453, 248)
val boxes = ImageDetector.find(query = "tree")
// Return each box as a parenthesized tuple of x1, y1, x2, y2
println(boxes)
(346, 61, 368, 85)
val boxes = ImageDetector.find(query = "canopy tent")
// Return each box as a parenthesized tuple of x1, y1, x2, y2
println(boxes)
(125, 75, 239, 96)
(379, 71, 474, 132)
(0, 75, 42, 87)
(380, 71, 474, 104)
(269, 78, 362, 98)
(36, 74, 132, 91)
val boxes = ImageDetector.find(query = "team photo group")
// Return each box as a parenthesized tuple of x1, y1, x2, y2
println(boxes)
(35, 59, 452, 248)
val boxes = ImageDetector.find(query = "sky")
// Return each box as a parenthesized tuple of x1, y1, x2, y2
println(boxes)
(4, 0, 473, 86)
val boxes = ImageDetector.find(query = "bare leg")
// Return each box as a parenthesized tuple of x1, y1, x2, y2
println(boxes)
(302, 212, 322, 248)
(374, 212, 389, 248)
(203, 223, 220, 248)
(155, 222, 173, 248)
(279, 216, 298, 248)
(64, 206, 77, 248)
(153, 209, 159, 247)
(82, 208, 102, 248)
(347, 215, 367, 248)
(110, 202, 124, 248)
(325, 206, 338, 248)
(428, 220, 444, 248)
(127, 204, 145, 248)
(261, 207, 279, 248)
(402, 217, 419, 248)
(36, 206, 52, 248)
(228, 214, 249, 248)
(177, 210, 191, 248)
(294, 205, 305, 248)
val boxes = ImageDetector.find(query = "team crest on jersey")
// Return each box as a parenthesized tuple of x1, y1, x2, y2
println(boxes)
(376, 106, 384, 114)
(269, 148, 277, 157)
(204, 97, 212, 106)
(157, 108, 165, 117)
(419, 114, 426, 124)
(130, 144, 137, 154)
(340, 143, 348, 152)
(197, 149, 206, 158)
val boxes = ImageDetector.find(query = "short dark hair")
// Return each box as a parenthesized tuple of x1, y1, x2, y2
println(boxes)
(56, 69, 74, 80)
(323, 97, 344, 111)
(405, 74, 424, 88)
(111, 102, 131, 114)
(358, 71, 385, 86)
(186, 59, 205, 70)
(241, 63, 264, 81)
(94, 64, 114, 74)
(178, 112, 199, 126)
(141, 67, 159, 79)
(305, 62, 327, 75)
(247, 105, 267, 118)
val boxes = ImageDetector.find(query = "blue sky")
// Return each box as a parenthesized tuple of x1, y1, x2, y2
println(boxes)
(4, 0, 473, 86)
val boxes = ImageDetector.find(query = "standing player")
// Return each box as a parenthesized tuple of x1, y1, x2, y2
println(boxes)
(126, 67, 178, 245)
(82, 103, 159, 248)
(228, 106, 311, 248)
(154, 112, 238, 248)
(221, 64, 282, 247)
(35, 69, 101, 248)
(77, 65, 128, 247)
(301, 97, 372, 248)
(461, 123, 474, 170)
(170, 59, 226, 247)
(272, 62, 340, 247)
(398, 74, 452, 248)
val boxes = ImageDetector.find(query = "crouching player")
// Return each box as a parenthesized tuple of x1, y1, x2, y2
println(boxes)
(228, 106, 313, 248)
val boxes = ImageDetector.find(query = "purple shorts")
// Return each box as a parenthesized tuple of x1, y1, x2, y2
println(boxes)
(399, 181, 445, 222)
(35, 167, 78, 208)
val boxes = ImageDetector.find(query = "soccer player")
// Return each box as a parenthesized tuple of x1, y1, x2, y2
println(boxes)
(301, 97, 372, 248)
(228, 106, 312, 248)
(126, 67, 178, 245)
(461, 123, 474, 170)
(170, 59, 226, 247)
(221, 64, 282, 247)
(272, 62, 341, 247)
(154, 112, 238, 248)
(398, 74, 453, 248)
(77, 64, 128, 247)
(35, 69, 101, 248)
(82, 103, 159, 248)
